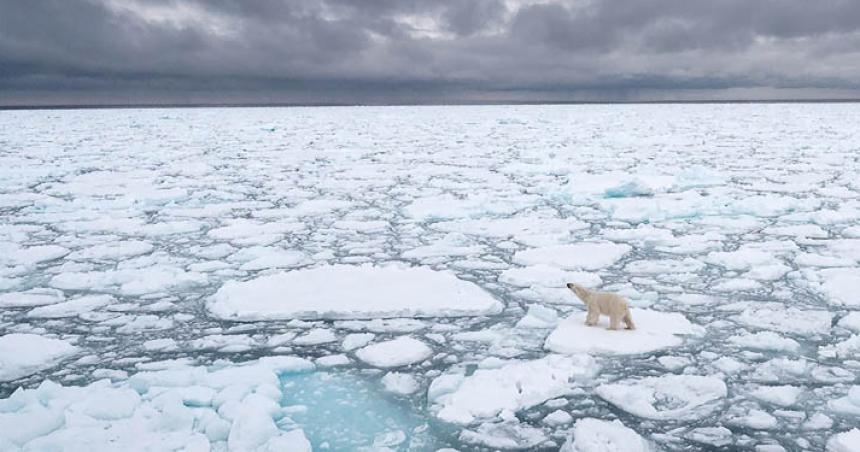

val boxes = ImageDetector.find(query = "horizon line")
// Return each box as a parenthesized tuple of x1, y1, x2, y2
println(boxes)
(3, 98, 860, 111)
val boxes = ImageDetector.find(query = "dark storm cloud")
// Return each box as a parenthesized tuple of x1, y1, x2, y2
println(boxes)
(2, 0, 860, 105)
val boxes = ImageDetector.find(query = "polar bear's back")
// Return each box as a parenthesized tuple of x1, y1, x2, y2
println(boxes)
(588, 291, 629, 316)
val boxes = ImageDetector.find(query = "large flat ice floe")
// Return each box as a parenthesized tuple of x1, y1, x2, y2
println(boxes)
(596, 375, 727, 421)
(208, 265, 503, 321)
(0, 334, 78, 382)
(545, 309, 704, 355)
(429, 354, 598, 424)
(812, 268, 860, 306)
(513, 242, 632, 271)
(50, 266, 207, 296)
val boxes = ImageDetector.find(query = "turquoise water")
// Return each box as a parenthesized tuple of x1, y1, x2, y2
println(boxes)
(279, 371, 442, 450)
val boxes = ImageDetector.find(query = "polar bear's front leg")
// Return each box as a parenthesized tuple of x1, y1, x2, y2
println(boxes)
(585, 306, 599, 326)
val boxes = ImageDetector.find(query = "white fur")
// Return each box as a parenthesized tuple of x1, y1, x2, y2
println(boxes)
(566, 283, 635, 330)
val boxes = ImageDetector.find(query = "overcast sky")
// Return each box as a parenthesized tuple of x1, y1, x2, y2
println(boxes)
(3, 0, 860, 105)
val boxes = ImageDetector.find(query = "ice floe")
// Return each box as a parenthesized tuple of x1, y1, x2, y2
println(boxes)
(827, 386, 860, 416)
(827, 428, 860, 452)
(728, 331, 800, 353)
(429, 354, 598, 424)
(354, 336, 432, 368)
(499, 264, 602, 289)
(50, 267, 207, 296)
(515, 304, 560, 329)
(545, 309, 703, 355)
(381, 372, 420, 395)
(66, 240, 154, 260)
(208, 265, 503, 321)
(734, 304, 832, 336)
(595, 375, 727, 421)
(26, 295, 114, 319)
(813, 268, 860, 306)
(561, 418, 651, 452)
(0, 334, 78, 382)
(459, 421, 548, 449)
(838, 312, 860, 333)
(0, 288, 65, 308)
(513, 242, 632, 270)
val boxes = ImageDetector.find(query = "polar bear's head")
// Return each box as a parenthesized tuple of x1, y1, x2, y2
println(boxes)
(566, 283, 590, 302)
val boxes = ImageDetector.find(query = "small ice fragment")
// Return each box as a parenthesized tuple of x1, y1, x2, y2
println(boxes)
(342, 333, 375, 351)
(543, 410, 573, 426)
(355, 336, 432, 368)
(515, 304, 559, 329)
(381, 372, 420, 395)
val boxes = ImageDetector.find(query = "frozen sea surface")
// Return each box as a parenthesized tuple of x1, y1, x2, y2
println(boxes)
(1, 104, 859, 451)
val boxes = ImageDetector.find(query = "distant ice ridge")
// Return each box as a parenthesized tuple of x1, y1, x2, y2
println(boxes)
(0, 357, 314, 451)
(208, 265, 503, 321)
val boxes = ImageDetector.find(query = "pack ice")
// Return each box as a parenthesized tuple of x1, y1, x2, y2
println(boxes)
(2, 104, 860, 450)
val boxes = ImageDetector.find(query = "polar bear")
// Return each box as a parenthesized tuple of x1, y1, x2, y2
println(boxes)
(566, 283, 635, 330)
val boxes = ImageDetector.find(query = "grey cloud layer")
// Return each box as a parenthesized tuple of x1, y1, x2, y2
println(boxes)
(3, 0, 860, 103)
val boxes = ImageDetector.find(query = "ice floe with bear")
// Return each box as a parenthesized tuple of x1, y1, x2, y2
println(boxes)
(546, 309, 703, 355)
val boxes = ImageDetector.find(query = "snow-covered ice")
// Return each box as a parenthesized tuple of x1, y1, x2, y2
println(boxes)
(0, 288, 65, 308)
(354, 336, 432, 368)
(0, 334, 78, 382)
(827, 428, 860, 452)
(208, 265, 503, 321)
(381, 372, 420, 395)
(513, 242, 632, 270)
(734, 305, 832, 336)
(749, 385, 804, 407)
(429, 354, 598, 424)
(561, 418, 652, 452)
(596, 375, 727, 421)
(26, 294, 114, 318)
(813, 268, 860, 306)
(515, 304, 560, 329)
(0, 356, 314, 451)
(2, 104, 860, 449)
(545, 309, 703, 355)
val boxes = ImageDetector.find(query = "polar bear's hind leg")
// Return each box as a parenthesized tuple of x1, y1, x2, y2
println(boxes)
(623, 309, 636, 330)
(608, 313, 621, 330)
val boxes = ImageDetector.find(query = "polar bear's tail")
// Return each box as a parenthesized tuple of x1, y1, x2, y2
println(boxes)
(623, 308, 636, 330)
